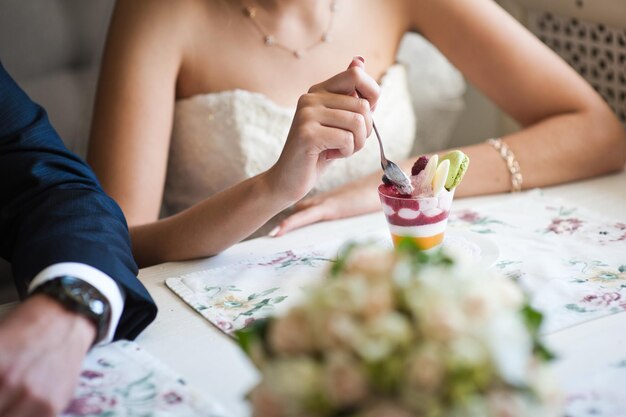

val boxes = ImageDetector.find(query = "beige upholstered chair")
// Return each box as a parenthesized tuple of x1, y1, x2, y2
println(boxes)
(0, 0, 115, 157)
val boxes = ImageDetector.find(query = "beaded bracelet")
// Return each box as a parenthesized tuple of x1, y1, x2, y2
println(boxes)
(486, 138, 523, 192)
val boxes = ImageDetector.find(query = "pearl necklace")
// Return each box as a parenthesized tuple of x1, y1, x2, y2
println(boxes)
(243, 1, 338, 59)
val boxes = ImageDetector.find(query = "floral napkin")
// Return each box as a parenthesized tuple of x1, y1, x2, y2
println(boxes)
(62, 341, 225, 417)
(449, 190, 626, 334)
(166, 249, 336, 334)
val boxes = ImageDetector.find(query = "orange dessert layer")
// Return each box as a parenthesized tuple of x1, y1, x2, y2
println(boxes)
(391, 233, 445, 250)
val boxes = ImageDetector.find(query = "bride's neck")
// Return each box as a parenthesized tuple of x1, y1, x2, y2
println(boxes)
(255, 0, 323, 16)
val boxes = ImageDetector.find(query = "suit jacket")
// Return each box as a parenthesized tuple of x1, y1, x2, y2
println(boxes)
(0, 61, 157, 340)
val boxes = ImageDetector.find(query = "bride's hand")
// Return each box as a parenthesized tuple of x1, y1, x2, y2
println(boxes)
(266, 57, 380, 204)
(272, 174, 381, 236)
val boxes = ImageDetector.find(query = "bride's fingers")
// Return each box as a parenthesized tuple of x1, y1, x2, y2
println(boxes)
(316, 125, 356, 159)
(346, 57, 367, 96)
(320, 94, 373, 137)
(314, 108, 370, 152)
(299, 92, 371, 116)
(296, 92, 373, 138)
(275, 205, 330, 236)
(309, 66, 380, 109)
(347, 56, 365, 73)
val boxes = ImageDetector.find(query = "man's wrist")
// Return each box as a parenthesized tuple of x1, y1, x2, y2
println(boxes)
(30, 276, 111, 346)
(28, 263, 125, 344)
(20, 294, 97, 351)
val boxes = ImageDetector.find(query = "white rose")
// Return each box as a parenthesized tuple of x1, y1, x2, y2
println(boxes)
(353, 312, 412, 361)
(418, 300, 467, 341)
(323, 352, 368, 408)
(406, 345, 444, 392)
(343, 245, 395, 278)
(249, 383, 287, 417)
(260, 358, 325, 416)
(359, 401, 415, 417)
(448, 336, 489, 368)
(491, 276, 525, 310)
(462, 282, 498, 322)
(268, 308, 314, 355)
(484, 313, 532, 385)
(528, 364, 563, 416)
(362, 281, 394, 319)
(486, 390, 532, 417)
(316, 312, 359, 351)
(319, 278, 369, 314)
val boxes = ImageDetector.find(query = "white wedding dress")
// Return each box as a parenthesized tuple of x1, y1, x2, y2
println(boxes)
(163, 63, 416, 234)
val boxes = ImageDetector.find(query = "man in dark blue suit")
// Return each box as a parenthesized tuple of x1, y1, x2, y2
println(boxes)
(0, 61, 157, 417)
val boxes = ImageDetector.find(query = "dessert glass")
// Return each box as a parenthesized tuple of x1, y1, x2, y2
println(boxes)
(378, 184, 455, 250)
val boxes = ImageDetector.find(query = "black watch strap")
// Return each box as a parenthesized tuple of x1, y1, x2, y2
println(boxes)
(31, 275, 112, 346)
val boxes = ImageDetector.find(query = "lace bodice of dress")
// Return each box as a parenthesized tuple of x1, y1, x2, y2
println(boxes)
(163, 64, 416, 224)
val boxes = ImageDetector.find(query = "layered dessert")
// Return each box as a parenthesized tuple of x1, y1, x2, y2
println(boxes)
(378, 150, 469, 250)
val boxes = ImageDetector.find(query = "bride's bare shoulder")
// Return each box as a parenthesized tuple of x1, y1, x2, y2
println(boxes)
(105, 0, 212, 62)
(109, 0, 201, 38)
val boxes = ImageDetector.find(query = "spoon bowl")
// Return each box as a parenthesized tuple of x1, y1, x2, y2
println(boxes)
(355, 89, 413, 195)
(372, 123, 413, 195)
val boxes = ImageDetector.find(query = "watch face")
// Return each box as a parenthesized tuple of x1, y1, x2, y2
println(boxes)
(89, 299, 106, 315)
(54, 276, 111, 345)
(67, 284, 106, 316)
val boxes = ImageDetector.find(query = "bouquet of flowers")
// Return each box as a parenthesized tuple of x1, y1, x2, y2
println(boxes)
(236, 241, 561, 417)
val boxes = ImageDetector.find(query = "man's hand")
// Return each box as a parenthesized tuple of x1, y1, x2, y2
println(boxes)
(0, 294, 96, 417)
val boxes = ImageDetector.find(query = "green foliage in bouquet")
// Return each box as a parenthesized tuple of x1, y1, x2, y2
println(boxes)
(236, 240, 561, 417)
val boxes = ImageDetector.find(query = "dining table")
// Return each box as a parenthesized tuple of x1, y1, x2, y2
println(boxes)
(1, 169, 625, 417)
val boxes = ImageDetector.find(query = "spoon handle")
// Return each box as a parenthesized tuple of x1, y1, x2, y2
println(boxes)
(355, 89, 388, 170)
(371, 121, 388, 170)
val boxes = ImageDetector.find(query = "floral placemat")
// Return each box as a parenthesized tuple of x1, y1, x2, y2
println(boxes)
(166, 249, 337, 334)
(449, 190, 626, 334)
(62, 341, 225, 417)
(166, 227, 497, 336)
(167, 191, 625, 336)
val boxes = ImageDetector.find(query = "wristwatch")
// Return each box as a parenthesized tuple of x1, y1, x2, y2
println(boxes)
(31, 275, 112, 346)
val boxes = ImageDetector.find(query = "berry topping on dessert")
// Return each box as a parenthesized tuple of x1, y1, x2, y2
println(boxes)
(380, 151, 469, 200)
(411, 155, 429, 176)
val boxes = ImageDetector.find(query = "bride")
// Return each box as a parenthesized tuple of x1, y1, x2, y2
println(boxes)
(88, 0, 626, 266)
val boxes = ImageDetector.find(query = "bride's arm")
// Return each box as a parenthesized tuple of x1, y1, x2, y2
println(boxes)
(88, 2, 379, 267)
(141, 66, 380, 266)
(406, 0, 625, 194)
(274, 0, 626, 235)
(88, 0, 181, 226)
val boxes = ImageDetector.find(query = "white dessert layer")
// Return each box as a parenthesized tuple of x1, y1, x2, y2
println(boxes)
(438, 189, 454, 211)
(382, 203, 396, 216)
(381, 189, 455, 217)
(388, 219, 448, 237)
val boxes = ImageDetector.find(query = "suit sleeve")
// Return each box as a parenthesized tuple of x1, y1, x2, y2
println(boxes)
(0, 61, 157, 340)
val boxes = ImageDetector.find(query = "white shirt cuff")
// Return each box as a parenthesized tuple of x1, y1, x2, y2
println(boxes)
(28, 262, 125, 345)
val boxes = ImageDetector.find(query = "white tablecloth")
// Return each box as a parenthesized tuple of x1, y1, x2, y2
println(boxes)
(135, 170, 626, 416)
(1, 171, 624, 416)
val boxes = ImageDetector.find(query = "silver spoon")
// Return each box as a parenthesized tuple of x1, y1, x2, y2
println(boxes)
(355, 89, 413, 195)
(372, 122, 413, 195)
